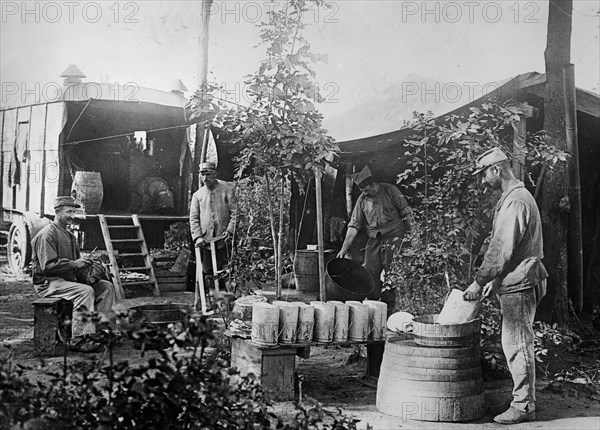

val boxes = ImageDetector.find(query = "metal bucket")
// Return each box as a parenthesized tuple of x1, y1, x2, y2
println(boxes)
(292, 302, 315, 343)
(310, 301, 335, 342)
(273, 301, 299, 344)
(325, 258, 375, 301)
(251, 302, 279, 346)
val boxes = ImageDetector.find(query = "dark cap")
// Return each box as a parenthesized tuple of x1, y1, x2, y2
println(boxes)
(53, 196, 81, 209)
(199, 161, 217, 173)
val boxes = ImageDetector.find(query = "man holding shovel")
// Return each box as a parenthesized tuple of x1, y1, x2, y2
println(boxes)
(190, 162, 237, 309)
(463, 147, 548, 424)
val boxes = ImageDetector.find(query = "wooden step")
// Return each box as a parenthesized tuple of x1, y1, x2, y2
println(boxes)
(120, 280, 155, 287)
(120, 266, 152, 272)
(99, 213, 159, 299)
(117, 252, 145, 257)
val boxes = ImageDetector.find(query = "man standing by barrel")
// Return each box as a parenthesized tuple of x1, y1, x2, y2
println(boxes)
(190, 162, 238, 293)
(337, 165, 416, 304)
(463, 147, 547, 424)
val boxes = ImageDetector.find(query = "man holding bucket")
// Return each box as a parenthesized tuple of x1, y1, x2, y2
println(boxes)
(337, 165, 416, 303)
(463, 147, 547, 424)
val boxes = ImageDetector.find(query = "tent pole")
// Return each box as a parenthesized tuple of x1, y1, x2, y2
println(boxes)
(315, 168, 326, 301)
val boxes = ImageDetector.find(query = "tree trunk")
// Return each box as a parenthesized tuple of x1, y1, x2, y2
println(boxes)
(265, 174, 280, 297)
(537, 0, 572, 324)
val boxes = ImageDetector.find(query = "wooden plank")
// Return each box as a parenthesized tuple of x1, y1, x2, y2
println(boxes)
(156, 282, 187, 292)
(99, 214, 125, 299)
(132, 214, 159, 296)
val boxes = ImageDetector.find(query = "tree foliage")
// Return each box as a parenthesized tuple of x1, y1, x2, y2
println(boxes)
(386, 99, 568, 316)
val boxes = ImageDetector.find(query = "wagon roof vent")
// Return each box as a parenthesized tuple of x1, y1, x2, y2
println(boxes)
(169, 79, 188, 95)
(60, 64, 86, 86)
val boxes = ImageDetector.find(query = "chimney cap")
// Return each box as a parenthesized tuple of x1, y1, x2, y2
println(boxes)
(170, 79, 188, 93)
(60, 64, 86, 79)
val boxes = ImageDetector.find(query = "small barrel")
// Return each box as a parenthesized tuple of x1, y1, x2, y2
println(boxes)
(376, 340, 486, 422)
(71, 171, 104, 214)
(346, 301, 370, 341)
(273, 301, 299, 344)
(310, 301, 335, 342)
(409, 314, 481, 348)
(251, 303, 279, 346)
(232, 295, 268, 321)
(363, 300, 388, 341)
(294, 249, 335, 292)
(292, 302, 315, 343)
(328, 300, 350, 342)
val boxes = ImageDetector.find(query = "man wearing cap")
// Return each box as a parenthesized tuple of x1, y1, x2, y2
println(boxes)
(463, 147, 547, 424)
(337, 165, 416, 300)
(31, 196, 117, 352)
(190, 162, 238, 290)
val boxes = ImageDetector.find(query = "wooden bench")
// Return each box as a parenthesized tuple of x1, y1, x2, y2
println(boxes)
(33, 298, 73, 356)
(230, 337, 385, 401)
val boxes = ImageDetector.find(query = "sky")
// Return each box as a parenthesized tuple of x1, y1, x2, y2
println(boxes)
(1, 1, 599, 125)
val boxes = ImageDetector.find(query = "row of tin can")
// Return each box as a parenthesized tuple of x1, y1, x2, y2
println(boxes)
(250, 300, 387, 346)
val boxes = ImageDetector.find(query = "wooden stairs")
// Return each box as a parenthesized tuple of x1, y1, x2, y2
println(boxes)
(99, 214, 159, 299)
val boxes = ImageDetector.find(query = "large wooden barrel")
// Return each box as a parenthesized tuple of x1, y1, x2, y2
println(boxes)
(294, 249, 334, 292)
(376, 340, 486, 422)
(71, 171, 104, 214)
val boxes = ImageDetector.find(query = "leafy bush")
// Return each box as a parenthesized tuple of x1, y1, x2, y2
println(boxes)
(1, 309, 360, 430)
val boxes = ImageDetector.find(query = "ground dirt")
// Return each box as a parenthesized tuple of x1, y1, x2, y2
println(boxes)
(1, 249, 599, 430)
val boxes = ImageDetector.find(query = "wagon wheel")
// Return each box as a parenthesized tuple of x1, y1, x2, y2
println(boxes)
(7, 218, 31, 274)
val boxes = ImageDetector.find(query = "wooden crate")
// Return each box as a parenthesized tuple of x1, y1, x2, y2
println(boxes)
(155, 269, 188, 292)
(231, 338, 305, 401)
(33, 298, 73, 356)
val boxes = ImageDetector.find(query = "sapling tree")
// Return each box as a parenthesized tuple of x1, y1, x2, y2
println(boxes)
(191, 0, 338, 295)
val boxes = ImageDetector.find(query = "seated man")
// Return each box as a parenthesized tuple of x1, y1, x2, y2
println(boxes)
(31, 196, 117, 352)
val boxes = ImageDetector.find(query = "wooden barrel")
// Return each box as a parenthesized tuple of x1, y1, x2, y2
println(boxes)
(294, 249, 334, 292)
(409, 314, 481, 348)
(376, 340, 486, 422)
(72, 171, 104, 214)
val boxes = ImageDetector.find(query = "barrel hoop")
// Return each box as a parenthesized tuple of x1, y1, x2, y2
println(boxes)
(384, 341, 479, 357)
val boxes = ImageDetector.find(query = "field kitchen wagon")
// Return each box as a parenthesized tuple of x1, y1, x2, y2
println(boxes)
(1, 66, 197, 281)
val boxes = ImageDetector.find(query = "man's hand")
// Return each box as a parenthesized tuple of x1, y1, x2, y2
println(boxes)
(337, 247, 349, 259)
(223, 231, 232, 241)
(72, 257, 91, 269)
(482, 280, 498, 299)
(463, 280, 483, 301)
(194, 237, 205, 247)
